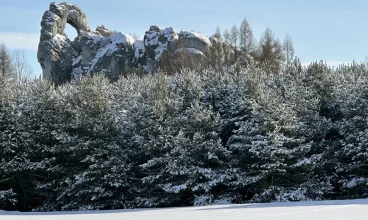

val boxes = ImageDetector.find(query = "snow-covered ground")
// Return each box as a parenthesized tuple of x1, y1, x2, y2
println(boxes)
(1, 199, 367, 220)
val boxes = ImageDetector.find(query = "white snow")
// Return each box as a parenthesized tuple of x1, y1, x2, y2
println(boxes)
(144, 27, 179, 61)
(175, 48, 205, 56)
(163, 183, 188, 193)
(179, 31, 212, 46)
(144, 31, 159, 46)
(342, 177, 368, 189)
(48, 34, 67, 45)
(161, 27, 178, 42)
(1, 199, 367, 220)
(42, 11, 58, 26)
(133, 40, 145, 59)
(89, 32, 134, 70)
(72, 55, 82, 66)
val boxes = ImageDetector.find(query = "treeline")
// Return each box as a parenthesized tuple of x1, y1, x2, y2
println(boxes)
(156, 18, 301, 76)
(1, 61, 368, 211)
(210, 17, 301, 74)
(0, 43, 34, 83)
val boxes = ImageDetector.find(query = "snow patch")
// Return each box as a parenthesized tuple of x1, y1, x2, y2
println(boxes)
(144, 27, 178, 61)
(48, 34, 67, 45)
(175, 48, 205, 56)
(133, 40, 145, 59)
(89, 32, 134, 71)
(179, 31, 212, 46)
(72, 55, 82, 66)
(42, 11, 58, 26)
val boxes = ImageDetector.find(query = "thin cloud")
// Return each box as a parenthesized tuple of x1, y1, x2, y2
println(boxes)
(0, 32, 39, 50)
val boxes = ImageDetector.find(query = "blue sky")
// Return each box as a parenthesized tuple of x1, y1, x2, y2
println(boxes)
(1, 0, 368, 76)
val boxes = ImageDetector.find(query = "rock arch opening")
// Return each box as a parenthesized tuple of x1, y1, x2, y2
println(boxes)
(65, 23, 78, 41)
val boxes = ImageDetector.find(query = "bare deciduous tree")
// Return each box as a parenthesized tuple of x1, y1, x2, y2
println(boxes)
(230, 24, 239, 60)
(11, 50, 34, 81)
(223, 29, 230, 44)
(213, 26, 222, 39)
(239, 17, 254, 54)
(283, 34, 295, 67)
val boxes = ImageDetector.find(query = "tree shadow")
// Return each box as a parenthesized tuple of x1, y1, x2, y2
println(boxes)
(0, 207, 158, 216)
(192, 198, 368, 211)
(1, 198, 367, 215)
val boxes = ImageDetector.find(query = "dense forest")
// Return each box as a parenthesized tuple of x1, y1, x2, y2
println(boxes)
(1, 18, 368, 212)
(1, 58, 368, 211)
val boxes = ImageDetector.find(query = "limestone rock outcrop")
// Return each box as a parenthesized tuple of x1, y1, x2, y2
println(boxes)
(38, 2, 235, 85)
(38, 2, 88, 85)
(95, 25, 114, 37)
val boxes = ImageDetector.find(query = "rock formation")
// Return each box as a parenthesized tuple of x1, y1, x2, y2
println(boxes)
(37, 2, 235, 85)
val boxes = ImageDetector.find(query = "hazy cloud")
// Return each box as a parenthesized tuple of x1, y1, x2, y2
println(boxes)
(0, 32, 39, 50)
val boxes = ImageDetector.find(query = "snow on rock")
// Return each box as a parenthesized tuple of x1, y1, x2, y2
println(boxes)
(179, 31, 212, 46)
(132, 40, 147, 66)
(95, 25, 114, 37)
(144, 26, 178, 61)
(175, 48, 205, 56)
(89, 32, 134, 71)
(178, 31, 212, 55)
(72, 55, 82, 66)
(38, 2, 236, 84)
(38, 2, 90, 85)
(1, 199, 368, 220)
(133, 40, 145, 59)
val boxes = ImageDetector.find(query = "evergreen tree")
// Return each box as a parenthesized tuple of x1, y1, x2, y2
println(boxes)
(336, 76, 368, 199)
(0, 79, 61, 211)
(46, 75, 129, 210)
(0, 76, 17, 210)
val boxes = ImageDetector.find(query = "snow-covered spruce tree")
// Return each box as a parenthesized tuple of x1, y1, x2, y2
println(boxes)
(333, 64, 368, 199)
(227, 67, 331, 203)
(199, 68, 253, 147)
(0, 79, 62, 211)
(109, 73, 170, 208)
(113, 72, 232, 207)
(140, 101, 231, 206)
(41, 75, 131, 211)
(4, 61, 368, 211)
(0, 77, 18, 210)
(115, 73, 189, 207)
(273, 68, 337, 200)
(295, 62, 344, 199)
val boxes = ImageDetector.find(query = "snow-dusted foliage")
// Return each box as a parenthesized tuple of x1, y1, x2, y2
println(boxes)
(1, 61, 368, 211)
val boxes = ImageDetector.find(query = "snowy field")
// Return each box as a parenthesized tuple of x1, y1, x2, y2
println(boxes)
(1, 199, 368, 220)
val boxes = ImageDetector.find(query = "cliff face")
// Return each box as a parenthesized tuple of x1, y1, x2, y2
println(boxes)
(37, 2, 234, 85)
